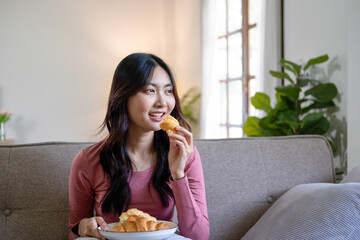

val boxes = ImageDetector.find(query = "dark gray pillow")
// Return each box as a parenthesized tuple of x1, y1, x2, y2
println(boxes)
(242, 183, 360, 240)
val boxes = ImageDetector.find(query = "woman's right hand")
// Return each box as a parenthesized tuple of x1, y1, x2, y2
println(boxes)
(78, 216, 109, 240)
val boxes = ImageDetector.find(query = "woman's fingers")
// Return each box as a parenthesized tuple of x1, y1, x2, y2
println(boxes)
(90, 228, 105, 240)
(172, 139, 185, 151)
(79, 217, 107, 240)
(169, 135, 189, 154)
(169, 130, 192, 149)
(175, 126, 193, 146)
(169, 132, 186, 144)
(95, 216, 109, 231)
(93, 217, 108, 240)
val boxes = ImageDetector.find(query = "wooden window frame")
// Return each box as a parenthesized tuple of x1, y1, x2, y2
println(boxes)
(218, 0, 256, 137)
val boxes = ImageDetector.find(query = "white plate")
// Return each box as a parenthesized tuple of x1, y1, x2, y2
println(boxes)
(98, 220, 178, 240)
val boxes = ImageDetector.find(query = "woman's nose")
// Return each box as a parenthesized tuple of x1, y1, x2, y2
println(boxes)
(156, 93, 166, 107)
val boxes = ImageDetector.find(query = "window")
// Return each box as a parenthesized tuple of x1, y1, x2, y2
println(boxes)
(214, 0, 261, 138)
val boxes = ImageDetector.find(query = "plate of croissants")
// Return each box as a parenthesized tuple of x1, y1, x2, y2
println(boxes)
(98, 208, 178, 240)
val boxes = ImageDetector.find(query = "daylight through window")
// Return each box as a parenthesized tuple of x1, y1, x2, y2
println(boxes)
(214, 0, 261, 138)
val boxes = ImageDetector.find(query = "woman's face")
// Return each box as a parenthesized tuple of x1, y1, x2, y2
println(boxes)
(127, 66, 176, 133)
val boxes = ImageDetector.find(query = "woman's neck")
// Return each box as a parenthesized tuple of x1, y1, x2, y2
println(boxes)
(126, 129, 156, 172)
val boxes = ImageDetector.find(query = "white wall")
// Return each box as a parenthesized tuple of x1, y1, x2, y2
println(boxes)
(284, 0, 360, 172)
(162, 0, 203, 138)
(347, 0, 360, 171)
(0, 0, 202, 143)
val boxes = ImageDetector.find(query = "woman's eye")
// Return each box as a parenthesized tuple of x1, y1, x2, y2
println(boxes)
(145, 89, 155, 93)
(165, 89, 173, 94)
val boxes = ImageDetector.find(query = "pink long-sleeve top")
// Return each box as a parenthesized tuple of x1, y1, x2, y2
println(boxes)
(69, 141, 209, 240)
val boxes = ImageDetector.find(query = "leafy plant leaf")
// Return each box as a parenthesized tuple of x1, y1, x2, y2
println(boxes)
(269, 71, 294, 84)
(301, 112, 324, 123)
(304, 54, 329, 71)
(277, 109, 298, 122)
(251, 92, 272, 114)
(301, 116, 330, 135)
(305, 83, 338, 102)
(280, 59, 301, 76)
(281, 63, 296, 75)
(301, 100, 335, 114)
(283, 121, 300, 133)
(255, 110, 291, 136)
(180, 87, 201, 124)
(262, 128, 288, 136)
(273, 121, 295, 135)
(275, 93, 293, 110)
(276, 110, 300, 133)
(275, 86, 301, 102)
(300, 112, 330, 135)
(243, 117, 264, 137)
(259, 109, 278, 129)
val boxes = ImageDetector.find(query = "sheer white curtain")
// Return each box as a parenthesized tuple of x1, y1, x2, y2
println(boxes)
(200, 0, 282, 138)
(200, 0, 223, 139)
(258, 0, 282, 110)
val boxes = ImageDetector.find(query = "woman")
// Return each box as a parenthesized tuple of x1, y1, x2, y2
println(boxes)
(69, 53, 209, 240)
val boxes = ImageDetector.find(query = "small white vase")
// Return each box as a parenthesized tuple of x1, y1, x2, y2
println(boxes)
(0, 122, 6, 142)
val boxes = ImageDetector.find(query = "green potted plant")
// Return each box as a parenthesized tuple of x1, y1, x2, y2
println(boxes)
(180, 87, 201, 124)
(243, 54, 337, 148)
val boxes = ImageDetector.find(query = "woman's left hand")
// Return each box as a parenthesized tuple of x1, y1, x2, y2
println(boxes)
(168, 126, 193, 180)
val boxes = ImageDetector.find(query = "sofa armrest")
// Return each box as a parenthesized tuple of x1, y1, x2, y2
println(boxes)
(341, 165, 360, 183)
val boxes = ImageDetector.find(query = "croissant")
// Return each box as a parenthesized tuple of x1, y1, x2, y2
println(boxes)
(112, 208, 170, 232)
(160, 115, 179, 134)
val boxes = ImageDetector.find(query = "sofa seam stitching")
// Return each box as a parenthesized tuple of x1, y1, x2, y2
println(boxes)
(257, 142, 269, 204)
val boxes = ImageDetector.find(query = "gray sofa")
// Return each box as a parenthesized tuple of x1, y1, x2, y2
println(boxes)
(1, 135, 357, 240)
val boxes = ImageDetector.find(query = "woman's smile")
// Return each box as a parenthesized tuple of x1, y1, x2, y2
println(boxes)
(149, 111, 166, 122)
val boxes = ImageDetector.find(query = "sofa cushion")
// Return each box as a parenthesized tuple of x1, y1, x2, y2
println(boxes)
(2, 142, 92, 240)
(242, 183, 360, 240)
(196, 136, 334, 239)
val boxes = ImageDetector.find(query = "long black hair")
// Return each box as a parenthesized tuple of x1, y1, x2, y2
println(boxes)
(99, 53, 191, 215)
